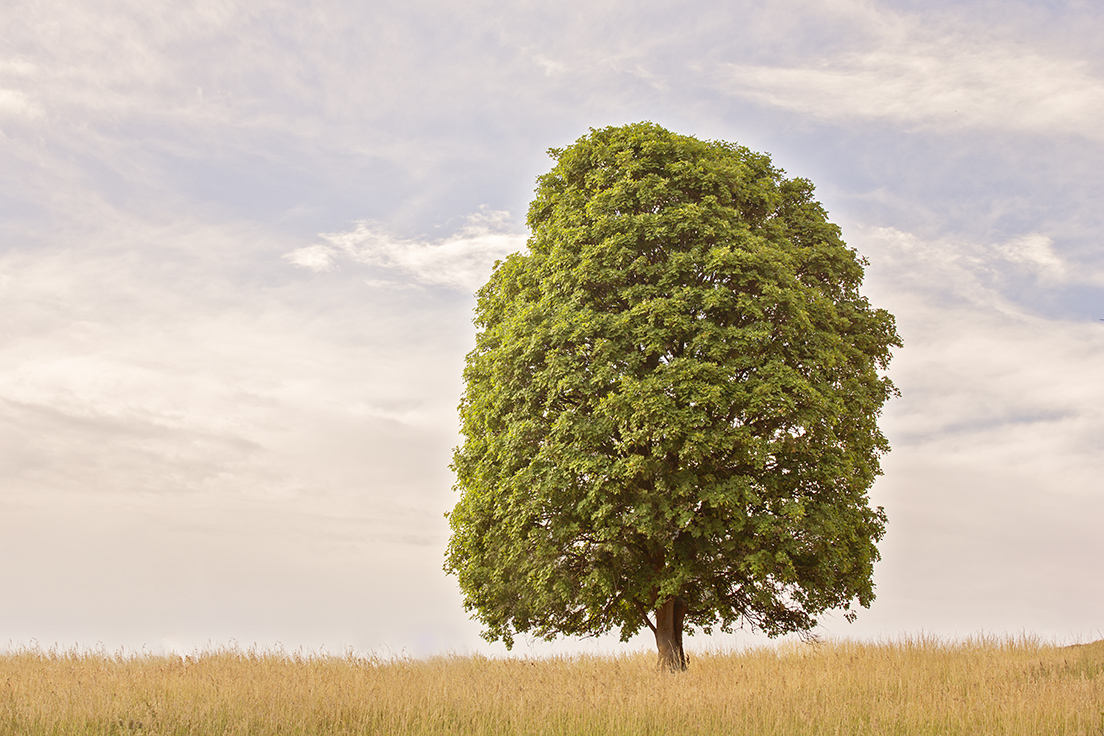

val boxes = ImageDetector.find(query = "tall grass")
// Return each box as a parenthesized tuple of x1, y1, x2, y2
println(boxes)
(2, 637, 1102, 735)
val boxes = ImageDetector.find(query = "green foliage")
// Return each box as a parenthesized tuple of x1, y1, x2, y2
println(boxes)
(445, 122, 901, 648)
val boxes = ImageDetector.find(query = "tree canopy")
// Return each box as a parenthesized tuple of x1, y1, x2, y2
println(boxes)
(445, 122, 901, 670)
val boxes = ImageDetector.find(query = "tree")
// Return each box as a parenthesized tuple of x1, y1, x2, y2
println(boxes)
(445, 122, 901, 671)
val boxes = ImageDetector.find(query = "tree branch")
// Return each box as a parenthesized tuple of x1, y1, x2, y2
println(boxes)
(634, 600, 657, 634)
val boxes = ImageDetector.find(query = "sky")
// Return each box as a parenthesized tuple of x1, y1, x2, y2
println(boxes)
(2, 0, 1102, 658)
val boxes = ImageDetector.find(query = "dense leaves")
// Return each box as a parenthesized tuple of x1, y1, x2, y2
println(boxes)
(446, 122, 901, 648)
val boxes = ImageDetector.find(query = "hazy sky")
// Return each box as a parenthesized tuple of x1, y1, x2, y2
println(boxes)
(3, 0, 1102, 658)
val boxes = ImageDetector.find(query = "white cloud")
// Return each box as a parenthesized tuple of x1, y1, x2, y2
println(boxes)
(716, 17, 1104, 139)
(829, 223, 1104, 641)
(289, 208, 526, 290)
(997, 233, 1068, 282)
(836, 224, 1104, 493)
(0, 58, 37, 76)
(854, 226, 1104, 306)
(0, 88, 42, 118)
(856, 224, 1104, 477)
(283, 243, 337, 272)
(0, 213, 467, 505)
(0, 205, 485, 655)
(531, 52, 567, 77)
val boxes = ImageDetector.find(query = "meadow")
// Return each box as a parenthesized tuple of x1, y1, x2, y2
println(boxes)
(2, 637, 1102, 735)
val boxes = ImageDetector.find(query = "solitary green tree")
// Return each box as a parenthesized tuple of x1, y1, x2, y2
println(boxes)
(446, 123, 900, 671)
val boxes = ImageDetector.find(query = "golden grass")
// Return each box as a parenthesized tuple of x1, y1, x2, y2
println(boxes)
(2, 637, 1103, 735)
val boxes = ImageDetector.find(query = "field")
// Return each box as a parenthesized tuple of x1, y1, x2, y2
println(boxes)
(2, 638, 1103, 735)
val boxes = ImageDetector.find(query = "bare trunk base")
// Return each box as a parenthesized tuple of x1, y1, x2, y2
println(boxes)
(654, 597, 687, 672)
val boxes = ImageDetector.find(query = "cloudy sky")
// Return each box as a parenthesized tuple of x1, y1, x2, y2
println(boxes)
(2, 0, 1102, 658)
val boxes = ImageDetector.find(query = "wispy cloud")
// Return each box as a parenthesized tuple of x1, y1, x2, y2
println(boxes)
(857, 225, 1104, 299)
(837, 222, 1104, 639)
(0, 211, 466, 506)
(0, 88, 42, 118)
(854, 223, 1104, 476)
(997, 233, 1078, 284)
(285, 208, 526, 290)
(715, 13, 1104, 139)
(283, 243, 337, 272)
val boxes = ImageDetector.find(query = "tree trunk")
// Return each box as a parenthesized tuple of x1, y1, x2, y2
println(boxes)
(654, 597, 688, 672)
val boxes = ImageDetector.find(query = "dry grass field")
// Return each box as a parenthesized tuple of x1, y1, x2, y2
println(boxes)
(2, 637, 1102, 735)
